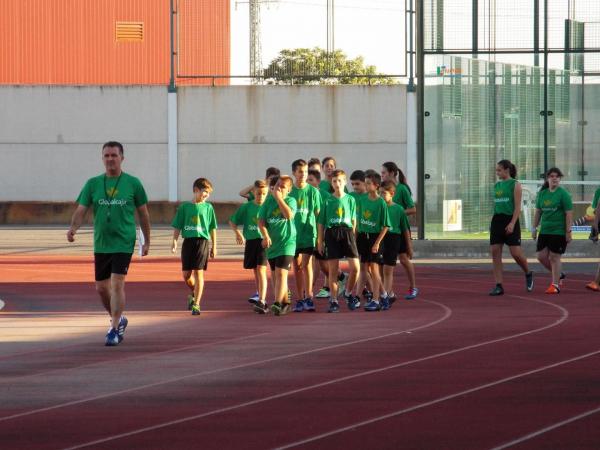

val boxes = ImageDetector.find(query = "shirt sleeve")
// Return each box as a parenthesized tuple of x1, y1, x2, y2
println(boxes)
(171, 205, 184, 230)
(593, 188, 600, 209)
(76, 179, 93, 207)
(287, 196, 297, 217)
(562, 189, 573, 211)
(381, 199, 392, 228)
(230, 204, 244, 225)
(209, 204, 218, 231)
(535, 192, 542, 209)
(399, 185, 415, 209)
(133, 178, 148, 208)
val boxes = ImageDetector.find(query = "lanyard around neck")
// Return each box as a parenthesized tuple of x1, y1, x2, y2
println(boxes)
(104, 173, 123, 221)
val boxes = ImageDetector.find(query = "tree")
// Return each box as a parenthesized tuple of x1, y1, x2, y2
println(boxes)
(262, 47, 396, 85)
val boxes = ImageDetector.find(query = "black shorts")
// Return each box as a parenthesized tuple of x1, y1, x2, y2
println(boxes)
(536, 234, 567, 255)
(181, 237, 210, 271)
(313, 248, 326, 260)
(382, 233, 408, 266)
(324, 226, 359, 260)
(356, 232, 384, 264)
(268, 255, 293, 271)
(244, 238, 267, 269)
(94, 253, 132, 281)
(295, 246, 315, 257)
(490, 214, 522, 246)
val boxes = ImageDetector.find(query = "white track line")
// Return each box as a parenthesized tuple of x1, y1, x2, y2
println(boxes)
(275, 349, 600, 450)
(0, 299, 4, 311)
(491, 405, 600, 449)
(0, 299, 452, 423)
(59, 299, 567, 449)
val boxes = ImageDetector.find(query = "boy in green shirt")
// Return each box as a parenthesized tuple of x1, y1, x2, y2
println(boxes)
(258, 175, 297, 316)
(289, 160, 321, 312)
(171, 178, 218, 315)
(356, 173, 391, 311)
(229, 179, 269, 309)
(317, 169, 360, 313)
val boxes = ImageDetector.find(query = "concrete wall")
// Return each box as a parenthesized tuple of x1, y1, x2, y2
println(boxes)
(0, 85, 407, 202)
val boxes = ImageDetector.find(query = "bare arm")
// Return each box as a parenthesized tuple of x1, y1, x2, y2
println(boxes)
(273, 190, 294, 219)
(403, 229, 413, 259)
(259, 219, 271, 249)
(372, 227, 389, 253)
(137, 204, 151, 256)
(317, 223, 325, 255)
(532, 209, 541, 240)
(171, 228, 180, 253)
(239, 184, 253, 199)
(229, 220, 245, 245)
(210, 228, 217, 258)
(404, 206, 417, 216)
(66, 205, 89, 242)
(565, 210, 573, 243)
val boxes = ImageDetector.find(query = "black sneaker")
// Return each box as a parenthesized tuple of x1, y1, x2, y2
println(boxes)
(327, 300, 340, 313)
(559, 272, 566, 286)
(526, 271, 534, 292)
(388, 294, 397, 305)
(253, 301, 269, 314)
(271, 302, 283, 316)
(489, 285, 504, 296)
(280, 303, 291, 315)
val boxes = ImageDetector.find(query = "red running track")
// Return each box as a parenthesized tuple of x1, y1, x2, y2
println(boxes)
(1, 257, 600, 449)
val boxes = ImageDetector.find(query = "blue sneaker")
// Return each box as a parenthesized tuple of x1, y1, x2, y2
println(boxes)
(105, 328, 119, 346)
(346, 295, 360, 311)
(293, 300, 305, 312)
(117, 316, 128, 343)
(248, 292, 260, 304)
(364, 300, 381, 312)
(405, 288, 419, 300)
(380, 296, 390, 311)
(303, 297, 316, 312)
(327, 300, 340, 313)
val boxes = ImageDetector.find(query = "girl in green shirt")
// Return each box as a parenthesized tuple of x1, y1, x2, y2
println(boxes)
(489, 160, 533, 296)
(381, 161, 416, 216)
(532, 167, 573, 294)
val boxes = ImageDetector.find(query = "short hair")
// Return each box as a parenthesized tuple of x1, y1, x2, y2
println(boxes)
(307, 157, 321, 168)
(291, 159, 307, 172)
(254, 179, 267, 189)
(350, 170, 365, 182)
(193, 177, 213, 192)
(365, 172, 382, 187)
(278, 175, 293, 189)
(331, 169, 346, 179)
(322, 156, 337, 168)
(380, 180, 397, 194)
(364, 169, 378, 177)
(102, 141, 124, 155)
(265, 167, 280, 178)
(308, 169, 321, 181)
(269, 175, 279, 187)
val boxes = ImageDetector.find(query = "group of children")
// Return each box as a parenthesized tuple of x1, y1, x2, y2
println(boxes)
(171, 157, 418, 315)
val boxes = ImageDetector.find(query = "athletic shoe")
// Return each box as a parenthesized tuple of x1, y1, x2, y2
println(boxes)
(559, 272, 566, 286)
(117, 316, 128, 343)
(327, 299, 340, 313)
(405, 288, 419, 300)
(545, 284, 560, 294)
(105, 328, 119, 346)
(293, 300, 304, 312)
(338, 272, 348, 293)
(526, 271, 534, 292)
(362, 288, 373, 301)
(248, 292, 260, 304)
(585, 281, 600, 292)
(303, 297, 316, 312)
(271, 302, 283, 316)
(316, 287, 330, 298)
(253, 301, 269, 314)
(364, 300, 381, 312)
(280, 303, 291, 315)
(187, 294, 194, 310)
(489, 285, 504, 296)
(347, 295, 361, 311)
(380, 296, 391, 311)
(388, 293, 397, 305)
(343, 292, 353, 305)
(191, 305, 201, 315)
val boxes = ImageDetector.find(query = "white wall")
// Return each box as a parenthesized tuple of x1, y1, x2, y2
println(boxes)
(0, 85, 408, 201)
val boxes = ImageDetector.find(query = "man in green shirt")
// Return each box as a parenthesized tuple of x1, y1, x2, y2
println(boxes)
(67, 141, 150, 346)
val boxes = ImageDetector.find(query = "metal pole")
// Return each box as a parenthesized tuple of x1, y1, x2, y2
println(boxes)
(543, 0, 548, 171)
(169, 0, 176, 93)
(472, 0, 478, 54)
(408, 0, 415, 92)
(416, 0, 425, 239)
(534, 0, 539, 66)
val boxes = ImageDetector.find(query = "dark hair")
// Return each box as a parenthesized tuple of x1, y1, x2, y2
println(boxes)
(291, 159, 307, 172)
(265, 167, 280, 178)
(349, 170, 365, 182)
(365, 172, 382, 187)
(541, 167, 564, 190)
(102, 141, 124, 155)
(381, 180, 397, 194)
(193, 177, 213, 192)
(278, 175, 293, 189)
(308, 169, 321, 181)
(269, 175, 279, 187)
(307, 157, 321, 168)
(254, 179, 267, 189)
(322, 156, 337, 168)
(497, 159, 517, 179)
(382, 161, 411, 194)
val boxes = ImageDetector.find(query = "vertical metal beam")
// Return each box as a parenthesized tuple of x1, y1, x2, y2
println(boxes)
(543, 0, 548, 171)
(416, 0, 425, 239)
(169, 0, 176, 93)
(472, 0, 478, 53)
(534, 0, 539, 66)
(408, 0, 415, 92)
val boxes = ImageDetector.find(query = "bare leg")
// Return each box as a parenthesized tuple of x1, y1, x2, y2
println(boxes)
(293, 255, 304, 299)
(95, 279, 112, 315)
(537, 248, 552, 272)
(509, 245, 530, 273)
(399, 254, 416, 288)
(109, 274, 126, 328)
(274, 268, 289, 303)
(548, 252, 562, 285)
(368, 262, 383, 297)
(383, 265, 394, 294)
(328, 260, 340, 299)
(194, 270, 204, 307)
(345, 258, 360, 293)
(256, 265, 268, 301)
(491, 244, 504, 284)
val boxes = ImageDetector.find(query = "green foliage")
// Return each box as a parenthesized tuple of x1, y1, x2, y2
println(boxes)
(262, 47, 396, 85)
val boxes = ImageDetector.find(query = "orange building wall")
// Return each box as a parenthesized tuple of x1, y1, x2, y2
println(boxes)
(0, 0, 230, 86)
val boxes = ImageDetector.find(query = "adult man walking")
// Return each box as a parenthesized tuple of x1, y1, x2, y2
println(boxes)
(67, 141, 150, 346)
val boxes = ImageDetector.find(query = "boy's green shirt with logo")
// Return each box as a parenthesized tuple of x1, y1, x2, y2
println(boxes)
(356, 195, 391, 233)
(171, 202, 217, 239)
(290, 184, 321, 248)
(229, 202, 263, 240)
(318, 193, 356, 229)
(258, 195, 297, 258)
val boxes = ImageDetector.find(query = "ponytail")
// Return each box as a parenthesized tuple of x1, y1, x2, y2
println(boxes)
(497, 159, 517, 179)
(383, 161, 412, 195)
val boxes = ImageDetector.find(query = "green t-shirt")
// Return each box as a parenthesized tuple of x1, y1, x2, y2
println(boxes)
(349, 191, 368, 204)
(535, 187, 573, 235)
(258, 195, 297, 258)
(392, 183, 415, 210)
(76, 172, 148, 254)
(319, 179, 348, 195)
(318, 193, 356, 229)
(592, 187, 600, 209)
(247, 191, 255, 202)
(357, 195, 392, 233)
(290, 184, 321, 248)
(494, 178, 517, 215)
(229, 201, 262, 240)
(387, 202, 410, 235)
(172, 202, 217, 239)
